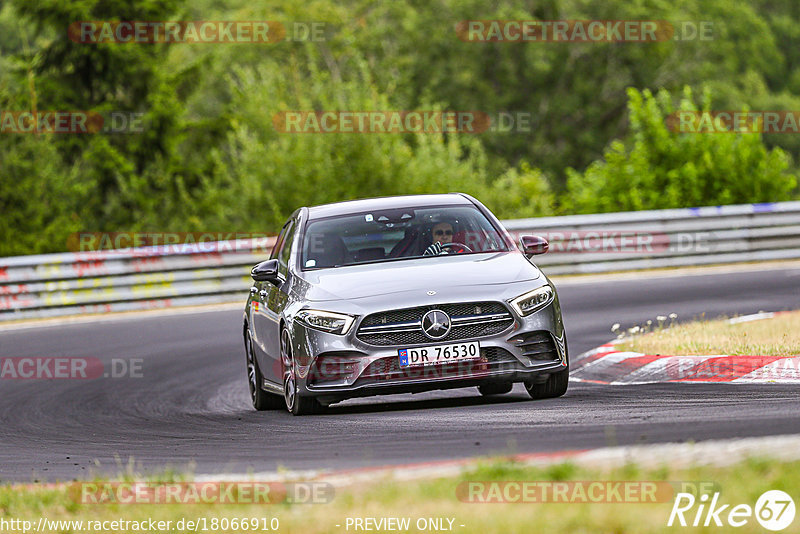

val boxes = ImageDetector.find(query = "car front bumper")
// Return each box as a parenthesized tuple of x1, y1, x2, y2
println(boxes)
(289, 299, 568, 403)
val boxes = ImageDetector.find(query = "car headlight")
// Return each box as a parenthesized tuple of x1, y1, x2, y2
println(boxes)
(296, 310, 355, 335)
(509, 285, 554, 317)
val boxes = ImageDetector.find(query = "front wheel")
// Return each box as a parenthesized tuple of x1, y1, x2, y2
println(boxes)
(281, 328, 323, 416)
(245, 328, 283, 410)
(525, 366, 569, 399)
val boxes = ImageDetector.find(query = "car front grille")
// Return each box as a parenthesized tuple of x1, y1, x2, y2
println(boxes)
(356, 301, 514, 346)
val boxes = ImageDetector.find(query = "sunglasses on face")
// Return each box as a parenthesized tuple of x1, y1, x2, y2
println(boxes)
(434, 229, 454, 237)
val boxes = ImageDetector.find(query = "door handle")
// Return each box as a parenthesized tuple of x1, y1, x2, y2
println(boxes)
(259, 289, 268, 298)
(250, 286, 258, 294)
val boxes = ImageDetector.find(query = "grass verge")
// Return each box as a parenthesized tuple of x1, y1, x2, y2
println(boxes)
(1, 456, 798, 533)
(618, 310, 800, 357)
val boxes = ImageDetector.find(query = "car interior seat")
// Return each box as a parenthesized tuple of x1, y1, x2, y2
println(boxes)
(306, 233, 352, 268)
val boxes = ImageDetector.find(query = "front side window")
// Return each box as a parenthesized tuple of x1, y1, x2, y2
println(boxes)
(301, 205, 511, 269)
(270, 222, 289, 261)
(279, 220, 296, 267)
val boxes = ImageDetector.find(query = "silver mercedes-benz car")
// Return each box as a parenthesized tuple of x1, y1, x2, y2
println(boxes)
(242, 193, 568, 414)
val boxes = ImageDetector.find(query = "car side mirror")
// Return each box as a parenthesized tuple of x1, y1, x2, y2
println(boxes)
(520, 235, 549, 256)
(251, 259, 282, 284)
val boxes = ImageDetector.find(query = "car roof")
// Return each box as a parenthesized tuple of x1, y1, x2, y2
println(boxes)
(305, 193, 474, 220)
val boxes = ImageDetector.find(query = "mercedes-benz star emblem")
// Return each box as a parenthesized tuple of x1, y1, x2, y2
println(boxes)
(421, 309, 451, 340)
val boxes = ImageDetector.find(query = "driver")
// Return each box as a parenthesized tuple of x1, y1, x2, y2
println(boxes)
(423, 221, 454, 256)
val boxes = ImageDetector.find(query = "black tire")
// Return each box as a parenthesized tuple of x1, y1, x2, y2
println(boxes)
(525, 366, 569, 399)
(281, 328, 323, 416)
(245, 328, 283, 411)
(477, 382, 513, 396)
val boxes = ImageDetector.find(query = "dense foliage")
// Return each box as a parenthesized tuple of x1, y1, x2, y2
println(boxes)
(0, 0, 798, 255)
(565, 87, 797, 212)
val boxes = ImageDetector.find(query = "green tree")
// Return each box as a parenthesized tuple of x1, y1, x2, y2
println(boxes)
(200, 53, 553, 232)
(564, 87, 797, 213)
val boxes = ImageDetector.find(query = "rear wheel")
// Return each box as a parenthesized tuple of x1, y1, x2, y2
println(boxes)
(477, 382, 513, 396)
(525, 366, 569, 399)
(245, 328, 283, 410)
(281, 328, 323, 416)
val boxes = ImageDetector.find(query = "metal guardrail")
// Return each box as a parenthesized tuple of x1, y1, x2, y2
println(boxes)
(0, 239, 275, 321)
(2, 201, 799, 321)
(504, 201, 800, 274)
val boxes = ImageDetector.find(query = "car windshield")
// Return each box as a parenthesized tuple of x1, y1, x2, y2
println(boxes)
(301, 205, 512, 269)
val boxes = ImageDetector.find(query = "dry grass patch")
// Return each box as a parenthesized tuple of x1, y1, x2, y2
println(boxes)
(619, 311, 800, 357)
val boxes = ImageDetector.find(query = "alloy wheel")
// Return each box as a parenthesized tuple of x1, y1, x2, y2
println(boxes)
(245, 332, 258, 403)
(281, 329, 297, 411)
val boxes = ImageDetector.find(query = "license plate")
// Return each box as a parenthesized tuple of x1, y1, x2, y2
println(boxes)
(398, 341, 481, 368)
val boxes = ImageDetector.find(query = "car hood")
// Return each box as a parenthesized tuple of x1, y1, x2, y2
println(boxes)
(301, 252, 541, 302)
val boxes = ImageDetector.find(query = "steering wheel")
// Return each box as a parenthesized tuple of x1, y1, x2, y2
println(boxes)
(440, 242, 473, 254)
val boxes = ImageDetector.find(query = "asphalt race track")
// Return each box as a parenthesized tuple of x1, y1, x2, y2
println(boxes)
(1, 266, 799, 482)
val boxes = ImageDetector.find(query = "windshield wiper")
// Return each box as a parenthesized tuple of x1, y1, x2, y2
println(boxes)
(330, 250, 501, 268)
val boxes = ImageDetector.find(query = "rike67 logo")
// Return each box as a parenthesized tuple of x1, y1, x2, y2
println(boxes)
(668, 490, 795, 531)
